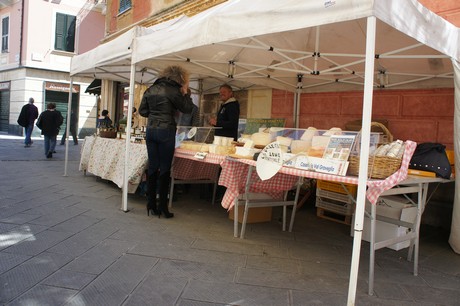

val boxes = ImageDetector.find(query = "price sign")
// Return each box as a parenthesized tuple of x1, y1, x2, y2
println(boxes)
(194, 152, 208, 160)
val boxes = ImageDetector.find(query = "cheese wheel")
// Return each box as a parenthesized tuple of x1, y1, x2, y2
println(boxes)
(291, 140, 311, 154)
(276, 136, 292, 147)
(251, 132, 272, 146)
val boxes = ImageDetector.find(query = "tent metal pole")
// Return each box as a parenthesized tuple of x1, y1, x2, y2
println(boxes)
(347, 16, 376, 305)
(63, 78, 73, 177)
(448, 59, 460, 254)
(294, 90, 300, 128)
(121, 62, 136, 212)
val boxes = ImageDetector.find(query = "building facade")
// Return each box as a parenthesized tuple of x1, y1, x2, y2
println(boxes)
(0, 0, 105, 138)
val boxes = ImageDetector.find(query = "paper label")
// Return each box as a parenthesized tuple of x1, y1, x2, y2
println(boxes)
(256, 141, 283, 180)
(295, 156, 349, 176)
(187, 127, 197, 139)
(194, 152, 208, 159)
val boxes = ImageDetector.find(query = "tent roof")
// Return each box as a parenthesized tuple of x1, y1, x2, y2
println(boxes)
(71, 0, 459, 93)
(131, 0, 458, 93)
(70, 16, 187, 83)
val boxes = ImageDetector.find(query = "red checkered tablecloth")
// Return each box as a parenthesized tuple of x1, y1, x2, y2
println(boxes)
(219, 140, 417, 209)
(219, 158, 299, 210)
(172, 149, 225, 180)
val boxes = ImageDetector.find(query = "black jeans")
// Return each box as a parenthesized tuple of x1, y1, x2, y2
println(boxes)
(145, 126, 176, 177)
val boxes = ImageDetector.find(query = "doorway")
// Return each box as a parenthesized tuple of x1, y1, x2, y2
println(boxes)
(44, 90, 79, 135)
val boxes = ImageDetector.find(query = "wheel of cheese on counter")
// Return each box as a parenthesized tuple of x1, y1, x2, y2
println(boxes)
(291, 140, 311, 154)
(300, 127, 317, 143)
(276, 136, 293, 147)
(307, 146, 326, 158)
(251, 132, 272, 146)
(323, 127, 342, 136)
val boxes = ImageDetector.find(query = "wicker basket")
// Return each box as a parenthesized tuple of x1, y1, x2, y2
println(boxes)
(347, 122, 400, 179)
(348, 155, 402, 179)
(99, 130, 118, 139)
(352, 122, 393, 153)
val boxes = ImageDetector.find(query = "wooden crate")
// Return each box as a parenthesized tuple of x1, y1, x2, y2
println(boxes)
(229, 206, 272, 224)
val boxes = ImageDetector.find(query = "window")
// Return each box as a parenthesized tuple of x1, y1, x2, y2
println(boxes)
(119, 0, 132, 14)
(54, 13, 76, 52)
(1, 16, 9, 53)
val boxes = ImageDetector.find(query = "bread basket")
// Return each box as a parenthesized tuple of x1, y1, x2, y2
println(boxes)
(347, 122, 401, 179)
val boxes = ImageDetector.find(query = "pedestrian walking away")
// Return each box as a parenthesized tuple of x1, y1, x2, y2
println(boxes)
(17, 97, 39, 147)
(36, 102, 64, 158)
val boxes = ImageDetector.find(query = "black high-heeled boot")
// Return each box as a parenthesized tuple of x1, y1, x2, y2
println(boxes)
(159, 172, 174, 218)
(147, 173, 160, 216)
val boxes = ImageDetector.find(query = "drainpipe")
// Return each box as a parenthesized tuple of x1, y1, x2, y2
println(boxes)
(19, 0, 25, 67)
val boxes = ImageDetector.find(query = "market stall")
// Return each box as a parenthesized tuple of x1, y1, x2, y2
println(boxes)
(70, 0, 460, 304)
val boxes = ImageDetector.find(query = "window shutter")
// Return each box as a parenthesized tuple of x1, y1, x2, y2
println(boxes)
(119, 0, 132, 13)
(66, 15, 76, 52)
(55, 13, 66, 51)
(2, 17, 8, 52)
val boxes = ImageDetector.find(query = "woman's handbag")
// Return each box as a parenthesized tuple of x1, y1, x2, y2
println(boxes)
(36, 115, 42, 130)
(409, 142, 452, 179)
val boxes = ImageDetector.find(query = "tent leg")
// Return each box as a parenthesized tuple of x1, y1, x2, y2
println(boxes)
(64, 78, 73, 177)
(121, 62, 136, 212)
(347, 16, 377, 305)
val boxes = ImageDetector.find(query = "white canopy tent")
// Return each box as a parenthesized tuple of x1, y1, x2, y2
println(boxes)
(70, 0, 460, 304)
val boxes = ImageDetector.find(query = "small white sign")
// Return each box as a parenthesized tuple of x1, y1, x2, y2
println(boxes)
(295, 156, 349, 176)
(256, 141, 283, 180)
(187, 127, 197, 139)
(194, 152, 208, 160)
(282, 153, 297, 168)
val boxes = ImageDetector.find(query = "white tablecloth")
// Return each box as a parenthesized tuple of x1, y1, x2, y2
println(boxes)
(79, 136, 148, 193)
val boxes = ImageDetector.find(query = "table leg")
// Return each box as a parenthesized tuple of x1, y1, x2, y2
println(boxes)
(211, 181, 218, 206)
(288, 178, 302, 232)
(368, 200, 377, 295)
(239, 165, 254, 239)
(233, 198, 239, 238)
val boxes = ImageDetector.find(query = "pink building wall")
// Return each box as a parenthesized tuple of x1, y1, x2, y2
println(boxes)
(1, 0, 104, 69)
(272, 88, 455, 149)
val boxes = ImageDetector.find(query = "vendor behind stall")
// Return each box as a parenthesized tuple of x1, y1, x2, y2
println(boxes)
(209, 84, 240, 141)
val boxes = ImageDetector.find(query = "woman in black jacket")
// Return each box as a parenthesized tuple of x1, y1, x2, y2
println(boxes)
(139, 65, 194, 218)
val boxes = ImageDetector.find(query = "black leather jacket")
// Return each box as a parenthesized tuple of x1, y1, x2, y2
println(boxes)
(139, 77, 193, 129)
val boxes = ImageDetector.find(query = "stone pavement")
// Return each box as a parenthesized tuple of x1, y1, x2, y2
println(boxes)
(0, 133, 459, 305)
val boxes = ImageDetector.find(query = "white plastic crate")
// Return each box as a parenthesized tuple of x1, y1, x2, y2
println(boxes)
(315, 198, 355, 216)
(316, 188, 355, 204)
(350, 196, 417, 251)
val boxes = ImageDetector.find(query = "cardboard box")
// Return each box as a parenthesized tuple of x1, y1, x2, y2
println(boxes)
(351, 196, 417, 251)
(445, 149, 455, 165)
(229, 193, 273, 224)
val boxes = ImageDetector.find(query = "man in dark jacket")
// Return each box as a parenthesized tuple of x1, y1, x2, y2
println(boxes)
(209, 84, 240, 141)
(17, 97, 39, 148)
(36, 102, 63, 158)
